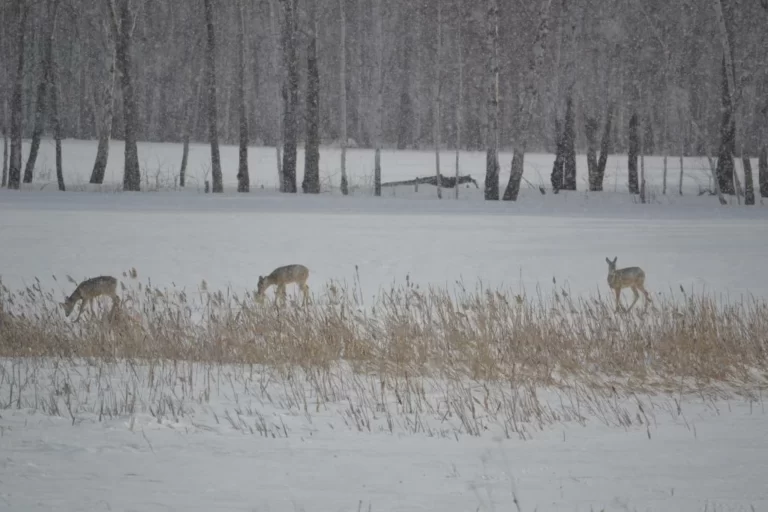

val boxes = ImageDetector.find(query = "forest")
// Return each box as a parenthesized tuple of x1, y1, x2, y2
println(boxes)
(0, 0, 767, 199)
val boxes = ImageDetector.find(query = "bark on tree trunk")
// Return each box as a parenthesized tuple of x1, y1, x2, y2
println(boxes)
(339, 0, 349, 195)
(628, 112, 639, 194)
(2, 101, 8, 188)
(595, 105, 613, 191)
(433, 0, 442, 200)
(51, 65, 65, 191)
(562, 95, 576, 191)
(586, 117, 598, 190)
(454, 8, 463, 200)
(23, 0, 59, 184)
(743, 157, 755, 205)
(302, 0, 320, 194)
(550, 118, 564, 193)
(204, 0, 223, 193)
(483, 0, 499, 201)
(639, 127, 646, 203)
(179, 68, 203, 188)
(7, 0, 28, 190)
(759, 146, 768, 198)
(373, 0, 383, 196)
(268, 0, 284, 190)
(90, 42, 117, 185)
(715, 58, 736, 195)
(502, 0, 550, 201)
(281, 0, 299, 193)
(236, 0, 249, 193)
(113, 0, 142, 192)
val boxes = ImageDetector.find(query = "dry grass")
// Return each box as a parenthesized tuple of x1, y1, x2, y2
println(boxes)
(0, 273, 766, 438)
(1, 274, 766, 390)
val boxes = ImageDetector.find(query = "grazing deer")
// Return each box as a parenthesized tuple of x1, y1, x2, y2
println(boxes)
(605, 257, 651, 312)
(61, 276, 120, 321)
(257, 264, 310, 305)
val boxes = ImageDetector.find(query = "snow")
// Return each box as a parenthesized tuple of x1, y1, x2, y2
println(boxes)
(1, 138, 768, 511)
(1, 361, 767, 511)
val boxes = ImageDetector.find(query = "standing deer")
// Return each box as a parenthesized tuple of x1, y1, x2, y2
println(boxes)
(256, 264, 310, 305)
(605, 257, 651, 312)
(61, 276, 120, 321)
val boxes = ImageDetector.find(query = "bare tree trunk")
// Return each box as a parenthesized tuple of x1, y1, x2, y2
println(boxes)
(269, 0, 283, 190)
(628, 112, 639, 194)
(483, 0, 499, 200)
(715, 58, 736, 195)
(586, 117, 598, 189)
(7, 0, 28, 190)
(2, 101, 8, 187)
(639, 122, 646, 203)
(281, 0, 299, 193)
(454, 9, 463, 200)
(561, 95, 576, 191)
(236, 0, 249, 193)
(111, 0, 142, 192)
(180, 68, 204, 188)
(90, 37, 117, 185)
(339, 0, 349, 195)
(743, 156, 755, 205)
(373, 0, 383, 196)
(595, 104, 613, 191)
(203, 0, 223, 193)
(51, 61, 64, 191)
(302, 0, 320, 194)
(503, 0, 551, 201)
(759, 146, 768, 198)
(433, 0, 442, 199)
(550, 119, 564, 193)
(23, 0, 60, 184)
(679, 146, 684, 196)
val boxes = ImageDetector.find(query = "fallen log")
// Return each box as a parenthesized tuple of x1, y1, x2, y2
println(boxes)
(381, 174, 479, 189)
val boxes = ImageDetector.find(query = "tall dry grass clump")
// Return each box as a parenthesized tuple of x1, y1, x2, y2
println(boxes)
(1, 275, 767, 390)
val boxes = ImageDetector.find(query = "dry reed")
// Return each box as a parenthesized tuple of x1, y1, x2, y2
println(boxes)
(1, 274, 766, 391)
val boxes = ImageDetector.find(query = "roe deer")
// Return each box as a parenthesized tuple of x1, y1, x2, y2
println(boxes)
(62, 275, 120, 321)
(605, 257, 651, 312)
(257, 264, 310, 305)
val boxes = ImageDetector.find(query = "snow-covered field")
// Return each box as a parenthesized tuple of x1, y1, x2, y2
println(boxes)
(1, 138, 768, 511)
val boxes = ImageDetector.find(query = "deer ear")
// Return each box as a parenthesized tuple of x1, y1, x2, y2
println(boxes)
(613, 257, 618, 264)
(605, 257, 611, 264)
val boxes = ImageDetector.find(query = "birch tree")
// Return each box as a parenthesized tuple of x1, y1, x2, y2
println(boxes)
(483, 0, 499, 201)
(203, 0, 223, 193)
(89, 17, 117, 185)
(23, 0, 61, 184)
(373, 0, 383, 196)
(236, 0, 249, 193)
(503, 0, 552, 201)
(109, 0, 142, 191)
(7, 0, 27, 190)
(302, 0, 320, 194)
(269, 0, 284, 190)
(432, 0, 443, 199)
(280, 0, 298, 193)
(339, 0, 349, 195)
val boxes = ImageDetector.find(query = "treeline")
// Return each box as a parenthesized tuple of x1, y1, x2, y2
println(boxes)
(0, 0, 766, 198)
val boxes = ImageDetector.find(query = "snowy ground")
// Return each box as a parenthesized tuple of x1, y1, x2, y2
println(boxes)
(1, 138, 768, 511)
(1, 359, 767, 512)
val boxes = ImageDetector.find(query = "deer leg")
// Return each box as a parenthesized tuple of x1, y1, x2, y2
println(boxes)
(109, 294, 120, 319)
(613, 287, 623, 312)
(300, 283, 310, 306)
(277, 284, 287, 305)
(638, 283, 651, 310)
(627, 287, 640, 311)
(75, 300, 86, 322)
